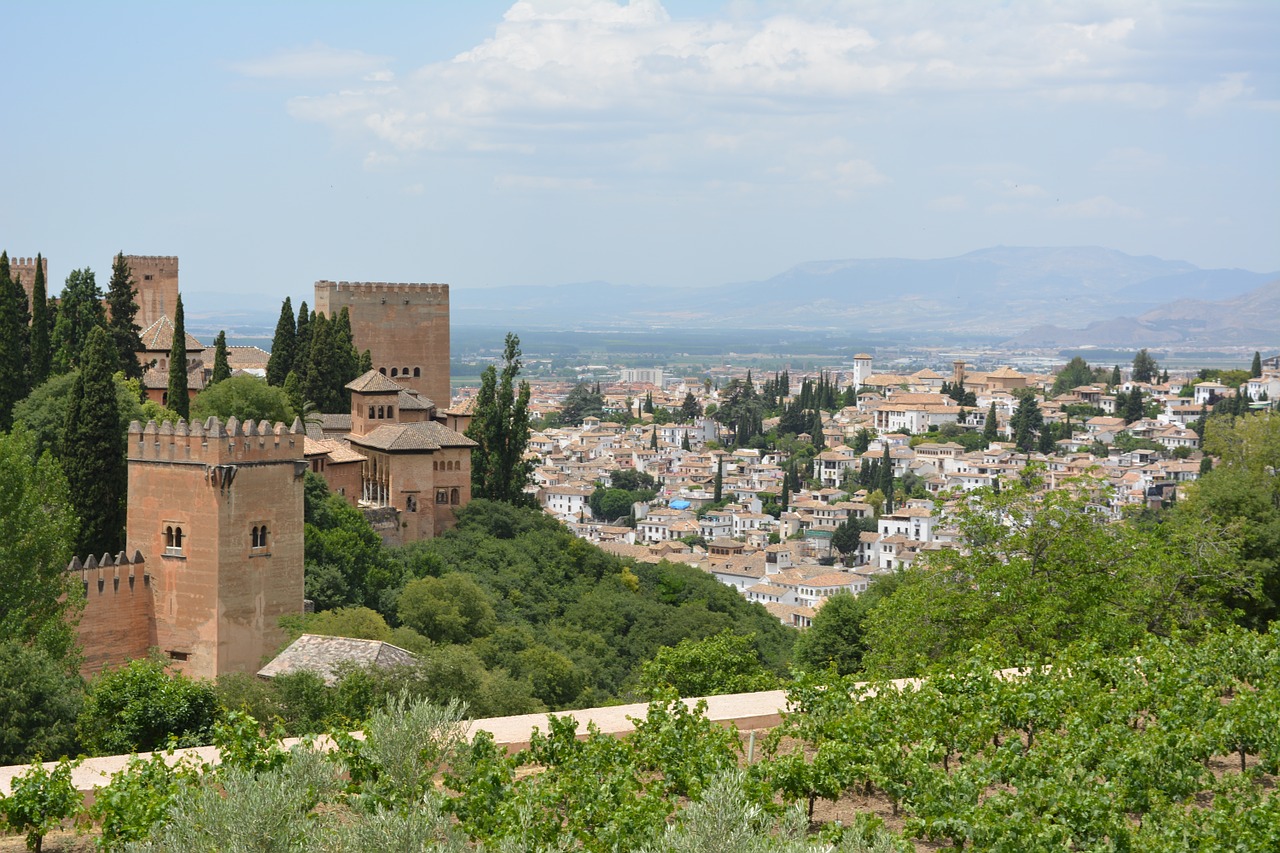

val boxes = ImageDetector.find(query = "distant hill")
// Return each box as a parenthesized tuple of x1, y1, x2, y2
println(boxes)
(182, 247, 1277, 347)
(450, 247, 1275, 343)
(1002, 277, 1280, 347)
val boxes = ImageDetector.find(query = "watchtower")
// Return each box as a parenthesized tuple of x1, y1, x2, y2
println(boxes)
(8, 255, 47, 308)
(314, 281, 451, 409)
(125, 415, 307, 679)
(124, 255, 180, 332)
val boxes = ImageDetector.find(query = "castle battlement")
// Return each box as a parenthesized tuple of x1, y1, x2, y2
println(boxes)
(317, 280, 449, 294)
(125, 255, 180, 263)
(9, 256, 45, 268)
(67, 551, 149, 596)
(129, 416, 305, 465)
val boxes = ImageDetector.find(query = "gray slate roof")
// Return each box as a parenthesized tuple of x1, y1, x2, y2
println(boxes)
(257, 634, 416, 685)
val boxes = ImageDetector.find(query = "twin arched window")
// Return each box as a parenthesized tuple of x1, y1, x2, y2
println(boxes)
(251, 525, 269, 549)
(164, 525, 184, 554)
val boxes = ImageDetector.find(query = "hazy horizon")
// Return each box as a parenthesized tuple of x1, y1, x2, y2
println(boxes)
(4, 1, 1277, 300)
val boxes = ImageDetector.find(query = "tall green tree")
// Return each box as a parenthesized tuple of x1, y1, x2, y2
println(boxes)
(561, 382, 605, 426)
(880, 444, 894, 513)
(331, 308, 361, 410)
(1051, 356, 1093, 396)
(105, 252, 144, 379)
(982, 401, 999, 444)
(1251, 351, 1263, 378)
(1110, 364, 1122, 387)
(294, 301, 312, 381)
(466, 333, 533, 505)
(1132, 348, 1158, 383)
(28, 254, 50, 387)
(0, 253, 26, 429)
(265, 297, 295, 386)
(1009, 393, 1043, 452)
(0, 427, 79, 659)
(210, 330, 231, 385)
(1124, 385, 1145, 423)
(52, 268, 105, 373)
(166, 294, 190, 419)
(65, 326, 127, 557)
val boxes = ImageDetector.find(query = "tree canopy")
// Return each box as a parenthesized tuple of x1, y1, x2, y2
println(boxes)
(190, 374, 296, 425)
(466, 333, 533, 505)
(862, 473, 1247, 677)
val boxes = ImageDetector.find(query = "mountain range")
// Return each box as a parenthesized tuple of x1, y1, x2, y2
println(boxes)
(188, 247, 1279, 348)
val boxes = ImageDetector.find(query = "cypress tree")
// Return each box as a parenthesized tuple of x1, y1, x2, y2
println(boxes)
(983, 401, 999, 444)
(780, 468, 790, 511)
(1252, 352, 1263, 378)
(210, 331, 231, 385)
(713, 460, 723, 503)
(1125, 386, 1144, 423)
(265, 297, 295, 386)
(64, 326, 127, 556)
(105, 253, 144, 379)
(0, 253, 24, 429)
(167, 294, 189, 419)
(29, 254, 50, 386)
(294, 302, 312, 390)
(332, 308, 361, 409)
(1110, 365, 1122, 387)
(359, 349, 373, 374)
(880, 444, 895, 513)
(52, 268, 105, 373)
(301, 312, 335, 412)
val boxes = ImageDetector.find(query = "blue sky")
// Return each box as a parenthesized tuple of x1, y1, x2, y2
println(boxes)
(3, 1, 1277, 303)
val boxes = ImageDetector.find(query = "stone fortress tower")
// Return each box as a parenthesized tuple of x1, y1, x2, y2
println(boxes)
(123, 416, 307, 680)
(124, 255, 180, 332)
(7, 255, 48, 307)
(314, 281, 451, 408)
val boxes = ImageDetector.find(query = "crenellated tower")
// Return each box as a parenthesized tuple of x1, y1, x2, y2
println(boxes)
(124, 255, 180, 332)
(8, 255, 48, 309)
(314, 281, 451, 409)
(124, 415, 307, 679)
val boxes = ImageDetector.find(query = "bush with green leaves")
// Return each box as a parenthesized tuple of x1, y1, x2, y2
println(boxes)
(0, 757, 82, 853)
(91, 749, 200, 852)
(78, 656, 219, 755)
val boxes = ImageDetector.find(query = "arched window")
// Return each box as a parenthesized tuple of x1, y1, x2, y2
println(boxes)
(252, 525, 268, 549)
(402, 367, 409, 376)
(172, 527, 184, 551)
(165, 526, 174, 548)
(379, 367, 386, 375)
(450, 488, 460, 505)
(251, 526, 259, 548)
(390, 367, 398, 377)
(413, 367, 421, 377)
(368, 405, 375, 419)
(377, 405, 385, 419)
(388, 406, 394, 420)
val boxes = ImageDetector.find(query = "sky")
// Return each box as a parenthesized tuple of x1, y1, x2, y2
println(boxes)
(3, 0, 1278, 304)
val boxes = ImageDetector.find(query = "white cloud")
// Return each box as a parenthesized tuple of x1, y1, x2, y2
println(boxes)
(231, 44, 391, 80)
(1191, 72, 1253, 115)
(1050, 195, 1143, 219)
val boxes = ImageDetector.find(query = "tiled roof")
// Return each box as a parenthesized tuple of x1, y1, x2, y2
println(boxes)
(397, 390, 434, 411)
(350, 421, 478, 452)
(346, 369, 405, 394)
(139, 315, 204, 351)
(258, 634, 416, 685)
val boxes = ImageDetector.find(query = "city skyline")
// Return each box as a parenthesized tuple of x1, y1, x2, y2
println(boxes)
(3, 0, 1277, 301)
